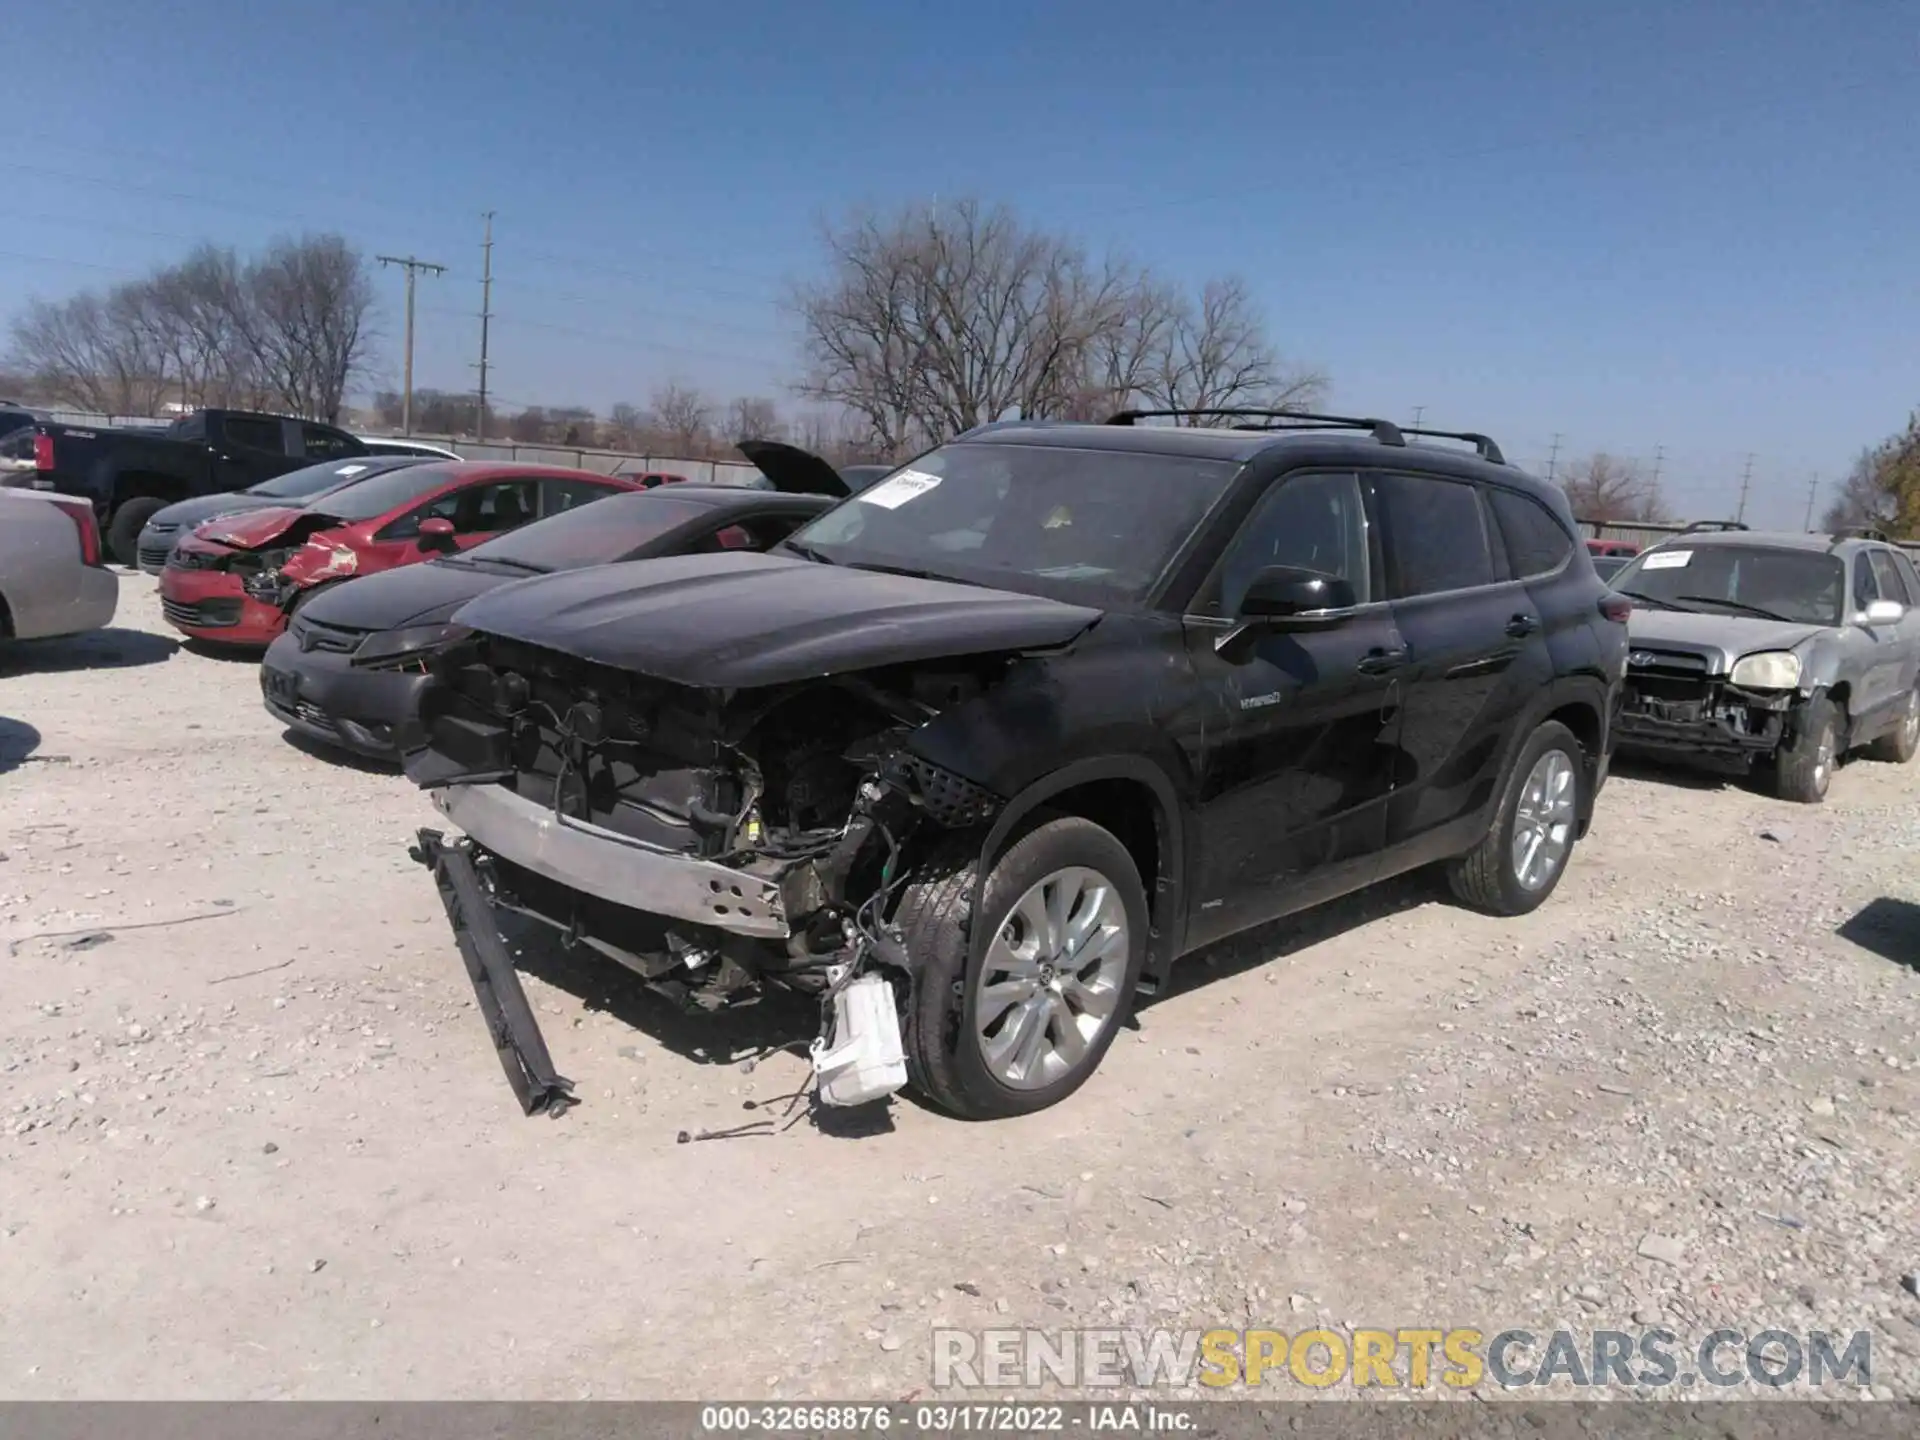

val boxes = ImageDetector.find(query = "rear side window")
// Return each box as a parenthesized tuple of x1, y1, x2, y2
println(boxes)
(541, 477, 621, 515)
(1868, 549, 1911, 605)
(1854, 555, 1881, 610)
(1488, 488, 1573, 579)
(1376, 473, 1496, 598)
(224, 417, 284, 453)
(1892, 550, 1920, 601)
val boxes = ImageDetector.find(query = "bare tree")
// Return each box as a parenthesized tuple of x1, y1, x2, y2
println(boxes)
(793, 200, 1326, 451)
(726, 395, 785, 442)
(1559, 452, 1671, 523)
(9, 290, 169, 415)
(236, 236, 376, 422)
(647, 381, 713, 455)
(1138, 277, 1326, 421)
(606, 402, 645, 449)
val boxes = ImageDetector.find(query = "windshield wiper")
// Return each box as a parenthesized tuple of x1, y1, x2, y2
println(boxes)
(1614, 588, 1695, 613)
(780, 540, 838, 566)
(1674, 594, 1793, 623)
(470, 555, 548, 574)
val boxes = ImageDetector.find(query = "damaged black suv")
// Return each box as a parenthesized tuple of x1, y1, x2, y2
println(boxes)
(405, 411, 1627, 1120)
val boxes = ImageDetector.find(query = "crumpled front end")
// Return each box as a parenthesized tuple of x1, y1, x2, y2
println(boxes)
(1616, 650, 1793, 759)
(405, 629, 1015, 1111)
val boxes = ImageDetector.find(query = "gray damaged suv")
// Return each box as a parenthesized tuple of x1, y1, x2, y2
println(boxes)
(1608, 522, 1920, 802)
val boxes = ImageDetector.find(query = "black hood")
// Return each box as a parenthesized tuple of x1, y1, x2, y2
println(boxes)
(448, 551, 1102, 688)
(736, 439, 850, 498)
(147, 491, 286, 531)
(301, 558, 522, 632)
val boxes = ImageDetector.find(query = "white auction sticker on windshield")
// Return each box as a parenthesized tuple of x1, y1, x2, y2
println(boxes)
(335, 464, 370, 476)
(1642, 549, 1692, 569)
(857, 469, 942, 509)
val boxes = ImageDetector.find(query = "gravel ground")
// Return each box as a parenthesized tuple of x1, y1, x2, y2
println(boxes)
(2, 573, 1917, 1401)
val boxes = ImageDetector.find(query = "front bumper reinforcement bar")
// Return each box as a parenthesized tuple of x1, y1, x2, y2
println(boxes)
(411, 827, 575, 1116)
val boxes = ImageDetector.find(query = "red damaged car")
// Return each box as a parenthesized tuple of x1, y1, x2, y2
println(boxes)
(159, 462, 639, 646)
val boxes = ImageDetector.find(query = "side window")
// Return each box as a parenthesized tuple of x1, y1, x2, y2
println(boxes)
(1376, 472, 1496, 598)
(1205, 471, 1369, 615)
(1853, 555, 1881, 610)
(694, 513, 808, 554)
(1488, 487, 1573, 579)
(1892, 550, 1920, 602)
(389, 480, 538, 540)
(223, 417, 284, 454)
(1868, 549, 1911, 605)
(301, 424, 354, 460)
(541, 478, 620, 516)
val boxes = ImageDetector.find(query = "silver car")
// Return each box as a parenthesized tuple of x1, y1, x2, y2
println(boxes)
(0, 490, 118, 641)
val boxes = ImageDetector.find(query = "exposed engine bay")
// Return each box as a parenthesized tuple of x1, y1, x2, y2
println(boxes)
(406, 630, 1013, 1113)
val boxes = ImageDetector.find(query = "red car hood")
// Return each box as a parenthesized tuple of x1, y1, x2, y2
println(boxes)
(198, 505, 338, 550)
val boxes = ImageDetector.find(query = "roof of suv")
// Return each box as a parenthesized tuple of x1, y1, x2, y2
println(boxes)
(959, 416, 1540, 489)
(1644, 529, 1897, 555)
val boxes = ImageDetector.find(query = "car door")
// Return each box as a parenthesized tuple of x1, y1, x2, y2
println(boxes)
(1858, 548, 1918, 728)
(369, 478, 541, 570)
(1182, 469, 1406, 945)
(213, 415, 290, 490)
(1372, 469, 1537, 853)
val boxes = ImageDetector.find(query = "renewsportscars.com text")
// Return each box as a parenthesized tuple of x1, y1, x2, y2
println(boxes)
(932, 1327, 1873, 1391)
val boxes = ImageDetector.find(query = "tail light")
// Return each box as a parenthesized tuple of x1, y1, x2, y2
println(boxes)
(1598, 591, 1632, 624)
(50, 498, 103, 567)
(33, 433, 53, 471)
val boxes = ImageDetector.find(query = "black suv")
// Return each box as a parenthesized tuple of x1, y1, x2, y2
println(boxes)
(404, 411, 1628, 1120)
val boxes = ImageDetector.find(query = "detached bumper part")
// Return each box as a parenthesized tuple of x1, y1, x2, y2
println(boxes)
(432, 781, 792, 938)
(410, 827, 575, 1116)
(811, 973, 908, 1107)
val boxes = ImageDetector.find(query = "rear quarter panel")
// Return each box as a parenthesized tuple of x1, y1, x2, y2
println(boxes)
(0, 497, 109, 639)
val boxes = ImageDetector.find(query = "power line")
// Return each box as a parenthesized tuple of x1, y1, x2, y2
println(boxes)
(377, 255, 448, 436)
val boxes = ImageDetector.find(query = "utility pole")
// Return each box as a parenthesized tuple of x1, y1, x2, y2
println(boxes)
(1803, 473, 1821, 531)
(473, 212, 494, 441)
(377, 253, 446, 435)
(1410, 405, 1426, 431)
(1546, 433, 1562, 483)
(1651, 443, 1664, 489)
(1735, 453, 1756, 524)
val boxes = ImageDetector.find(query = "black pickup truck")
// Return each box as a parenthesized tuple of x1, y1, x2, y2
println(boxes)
(7, 409, 370, 565)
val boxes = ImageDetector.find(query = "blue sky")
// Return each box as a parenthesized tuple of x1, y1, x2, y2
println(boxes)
(5, 0, 1915, 527)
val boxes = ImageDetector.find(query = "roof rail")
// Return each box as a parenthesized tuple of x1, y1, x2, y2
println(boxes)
(1104, 407, 1406, 448)
(1680, 520, 1749, 533)
(1831, 525, 1891, 543)
(1400, 426, 1507, 466)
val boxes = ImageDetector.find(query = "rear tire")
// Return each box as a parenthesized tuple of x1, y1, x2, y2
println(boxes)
(1447, 720, 1584, 916)
(1865, 686, 1920, 764)
(897, 818, 1147, 1120)
(107, 498, 166, 568)
(1774, 694, 1839, 803)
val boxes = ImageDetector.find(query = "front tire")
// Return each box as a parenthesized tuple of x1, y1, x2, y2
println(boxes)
(1865, 686, 1920, 764)
(107, 498, 167, 568)
(897, 818, 1147, 1120)
(1774, 694, 1839, 803)
(1447, 720, 1584, 916)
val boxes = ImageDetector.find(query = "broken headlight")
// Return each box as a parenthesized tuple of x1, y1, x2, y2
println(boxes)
(1728, 650, 1801, 690)
(351, 623, 473, 671)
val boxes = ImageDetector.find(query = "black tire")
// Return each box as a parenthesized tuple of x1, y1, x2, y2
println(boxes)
(1774, 694, 1840, 802)
(897, 817, 1148, 1120)
(1865, 686, 1920, 764)
(1446, 720, 1584, 916)
(107, 498, 166, 568)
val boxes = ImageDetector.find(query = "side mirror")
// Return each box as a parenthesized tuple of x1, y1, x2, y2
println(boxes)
(1238, 566, 1358, 629)
(418, 516, 457, 551)
(1864, 598, 1904, 626)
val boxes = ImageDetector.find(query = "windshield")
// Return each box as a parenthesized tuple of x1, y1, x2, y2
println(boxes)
(783, 442, 1239, 604)
(1612, 543, 1844, 626)
(460, 492, 707, 572)
(246, 457, 418, 501)
(307, 462, 464, 520)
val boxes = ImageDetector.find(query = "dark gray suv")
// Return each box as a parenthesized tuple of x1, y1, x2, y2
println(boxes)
(1610, 522, 1920, 802)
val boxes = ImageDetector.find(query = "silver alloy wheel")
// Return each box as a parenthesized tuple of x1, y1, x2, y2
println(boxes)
(973, 865, 1131, 1091)
(1510, 749, 1577, 892)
